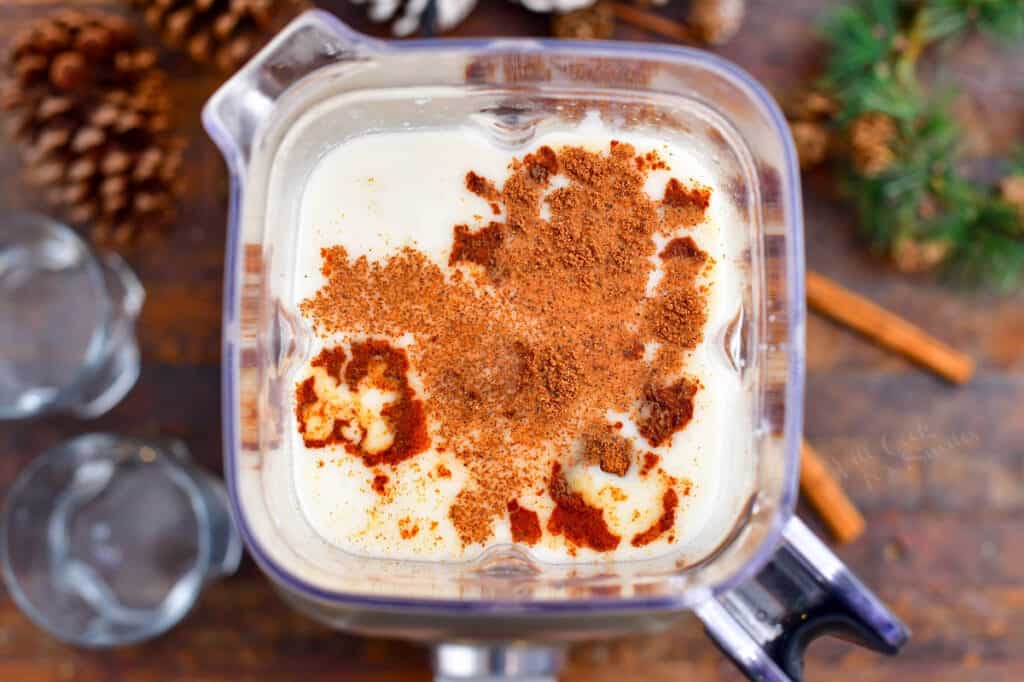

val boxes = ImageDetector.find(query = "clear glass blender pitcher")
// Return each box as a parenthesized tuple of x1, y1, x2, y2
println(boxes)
(203, 11, 908, 681)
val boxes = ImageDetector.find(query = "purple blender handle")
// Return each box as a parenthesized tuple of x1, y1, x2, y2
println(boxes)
(696, 518, 909, 681)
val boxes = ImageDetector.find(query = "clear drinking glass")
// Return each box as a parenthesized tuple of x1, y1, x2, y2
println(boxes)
(0, 212, 143, 420)
(0, 434, 242, 647)
(204, 12, 908, 681)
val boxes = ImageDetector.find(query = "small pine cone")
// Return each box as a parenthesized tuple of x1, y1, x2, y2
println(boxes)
(131, 0, 308, 72)
(689, 0, 746, 46)
(790, 120, 829, 169)
(999, 175, 1024, 223)
(7, 10, 156, 95)
(552, 2, 615, 40)
(892, 237, 951, 273)
(917, 194, 939, 220)
(2, 10, 185, 250)
(850, 112, 897, 176)
(786, 91, 839, 121)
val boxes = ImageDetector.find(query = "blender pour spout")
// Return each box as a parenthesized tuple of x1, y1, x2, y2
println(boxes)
(202, 10, 381, 176)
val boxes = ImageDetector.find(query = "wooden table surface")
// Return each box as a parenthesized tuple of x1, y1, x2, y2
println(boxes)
(1, 1, 1021, 680)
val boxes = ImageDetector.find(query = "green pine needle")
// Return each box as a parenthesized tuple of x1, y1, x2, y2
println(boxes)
(818, 0, 1024, 290)
(923, 0, 1024, 42)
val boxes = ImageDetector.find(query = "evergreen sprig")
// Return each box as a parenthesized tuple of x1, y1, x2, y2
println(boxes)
(817, 0, 1024, 289)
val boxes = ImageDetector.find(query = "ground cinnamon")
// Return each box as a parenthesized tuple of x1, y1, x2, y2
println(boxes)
(631, 488, 679, 547)
(581, 427, 633, 476)
(637, 378, 700, 447)
(547, 463, 621, 552)
(299, 141, 712, 550)
(507, 500, 542, 545)
(293, 342, 429, 467)
(640, 452, 660, 477)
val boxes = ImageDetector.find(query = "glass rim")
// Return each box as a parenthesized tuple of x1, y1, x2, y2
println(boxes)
(0, 433, 215, 647)
(0, 211, 117, 420)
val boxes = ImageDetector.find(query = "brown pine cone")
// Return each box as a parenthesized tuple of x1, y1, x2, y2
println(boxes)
(850, 112, 897, 176)
(892, 237, 951, 273)
(786, 91, 839, 121)
(1000, 175, 1024, 223)
(130, 0, 307, 72)
(552, 2, 616, 40)
(790, 120, 829, 169)
(2, 10, 184, 248)
(8, 10, 157, 94)
(689, 0, 746, 46)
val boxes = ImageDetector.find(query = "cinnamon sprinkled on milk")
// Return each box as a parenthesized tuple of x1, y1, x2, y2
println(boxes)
(290, 117, 745, 562)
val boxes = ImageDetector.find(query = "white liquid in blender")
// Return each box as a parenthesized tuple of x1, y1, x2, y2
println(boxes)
(290, 114, 747, 563)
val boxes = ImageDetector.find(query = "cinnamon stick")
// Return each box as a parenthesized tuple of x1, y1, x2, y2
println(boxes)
(806, 270, 974, 384)
(610, 3, 695, 43)
(800, 440, 865, 544)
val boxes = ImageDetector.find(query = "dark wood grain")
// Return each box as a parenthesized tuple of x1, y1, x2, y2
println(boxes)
(1, 1, 1021, 680)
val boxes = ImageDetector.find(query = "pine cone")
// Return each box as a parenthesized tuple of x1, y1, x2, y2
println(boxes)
(786, 91, 839, 121)
(552, 2, 615, 40)
(131, 0, 306, 72)
(892, 237, 951, 273)
(689, 0, 746, 46)
(1000, 175, 1024, 223)
(790, 120, 829, 169)
(850, 112, 897, 176)
(2, 10, 184, 248)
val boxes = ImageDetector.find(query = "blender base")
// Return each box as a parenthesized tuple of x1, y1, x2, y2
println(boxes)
(433, 642, 565, 682)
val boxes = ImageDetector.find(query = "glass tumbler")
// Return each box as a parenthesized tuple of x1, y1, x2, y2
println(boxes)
(1, 434, 242, 647)
(0, 212, 143, 419)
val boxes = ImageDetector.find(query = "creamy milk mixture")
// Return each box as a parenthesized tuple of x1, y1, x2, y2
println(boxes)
(291, 115, 744, 563)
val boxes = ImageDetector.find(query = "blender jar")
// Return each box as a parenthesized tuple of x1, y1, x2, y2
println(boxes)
(204, 11, 908, 681)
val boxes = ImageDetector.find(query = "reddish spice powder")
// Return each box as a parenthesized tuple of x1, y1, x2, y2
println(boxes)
(372, 474, 389, 494)
(465, 171, 499, 200)
(523, 145, 558, 181)
(296, 340, 429, 467)
(399, 517, 419, 539)
(310, 346, 346, 381)
(546, 463, 620, 551)
(581, 428, 632, 477)
(631, 488, 679, 547)
(435, 463, 451, 478)
(646, 233, 708, 352)
(623, 341, 644, 360)
(635, 150, 668, 172)
(295, 377, 318, 436)
(662, 178, 711, 230)
(640, 452, 660, 477)
(663, 178, 711, 211)
(449, 222, 505, 270)
(507, 500, 542, 545)
(295, 376, 354, 449)
(637, 378, 699, 447)
(660, 236, 707, 262)
(301, 142, 713, 550)
(345, 340, 430, 468)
